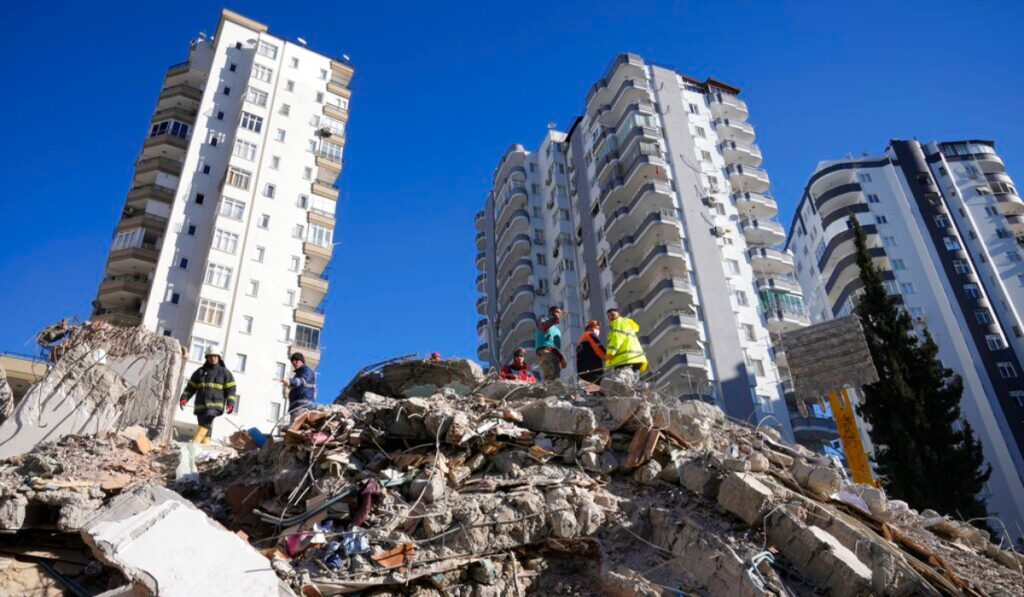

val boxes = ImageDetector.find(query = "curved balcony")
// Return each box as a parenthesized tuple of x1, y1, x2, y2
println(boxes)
(622, 277, 695, 322)
(613, 245, 688, 296)
(608, 214, 684, 271)
(599, 152, 669, 213)
(494, 146, 527, 189)
(476, 272, 487, 293)
(1006, 214, 1024, 235)
(760, 290, 810, 334)
(97, 274, 151, 306)
(496, 209, 530, 248)
(709, 92, 748, 122)
(740, 219, 786, 246)
(595, 123, 661, 184)
(824, 248, 886, 304)
(107, 244, 160, 274)
(476, 295, 488, 315)
(748, 247, 794, 276)
(734, 192, 777, 219)
(475, 209, 486, 231)
(134, 156, 184, 181)
(816, 225, 878, 272)
(476, 318, 488, 336)
(499, 284, 535, 323)
(713, 118, 754, 144)
(156, 83, 202, 109)
(976, 151, 1005, 175)
(497, 234, 531, 275)
(477, 342, 490, 363)
(726, 164, 770, 194)
(808, 165, 857, 197)
(790, 416, 839, 444)
(585, 54, 647, 115)
(476, 251, 486, 271)
(816, 184, 864, 226)
(648, 350, 708, 389)
(475, 231, 486, 250)
(498, 258, 533, 296)
(500, 312, 537, 352)
(640, 312, 701, 357)
(596, 79, 652, 127)
(755, 276, 803, 296)
(604, 181, 675, 241)
(495, 183, 528, 231)
(719, 141, 762, 167)
(995, 191, 1024, 216)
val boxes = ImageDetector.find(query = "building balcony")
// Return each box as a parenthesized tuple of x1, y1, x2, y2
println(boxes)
(475, 231, 486, 250)
(92, 307, 143, 327)
(477, 342, 490, 363)
(596, 128, 662, 186)
(141, 133, 190, 159)
(640, 311, 701, 357)
(748, 247, 795, 275)
(585, 54, 647, 115)
(157, 83, 203, 106)
(134, 156, 184, 180)
(126, 184, 177, 208)
(295, 304, 326, 328)
(476, 295, 488, 315)
(713, 118, 754, 144)
(621, 276, 695, 323)
(976, 151, 1005, 175)
(726, 164, 770, 194)
(995, 191, 1024, 216)
(499, 258, 533, 297)
(308, 209, 336, 229)
(709, 92, 748, 121)
(327, 79, 352, 100)
(764, 309, 811, 334)
(760, 290, 810, 334)
(107, 244, 160, 274)
(496, 209, 530, 248)
(476, 272, 487, 293)
(809, 166, 857, 197)
(790, 415, 839, 444)
(771, 340, 787, 368)
(603, 181, 675, 241)
(494, 147, 527, 191)
(290, 344, 321, 368)
(150, 106, 198, 126)
(302, 241, 333, 264)
(500, 310, 537, 343)
(495, 183, 528, 231)
(298, 270, 329, 296)
(596, 80, 652, 128)
(719, 141, 762, 167)
(499, 284, 535, 324)
(117, 212, 169, 235)
(497, 234, 531, 275)
(1006, 214, 1024, 235)
(97, 274, 151, 305)
(609, 218, 685, 273)
(740, 219, 786, 247)
(164, 61, 191, 79)
(756, 275, 803, 295)
(648, 349, 709, 390)
(613, 245, 688, 296)
(476, 318, 488, 336)
(476, 251, 486, 271)
(312, 179, 339, 200)
(599, 153, 669, 213)
(315, 153, 343, 174)
(475, 209, 486, 231)
(323, 102, 349, 122)
(733, 192, 777, 219)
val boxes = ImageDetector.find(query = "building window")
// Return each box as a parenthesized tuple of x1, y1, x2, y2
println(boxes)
(316, 91, 324, 103)
(275, 363, 286, 379)
(149, 120, 190, 139)
(251, 63, 273, 83)
(290, 57, 299, 68)
(248, 280, 260, 297)
(883, 236, 897, 248)
(308, 224, 333, 247)
(245, 86, 268, 107)
(735, 290, 749, 307)
(726, 259, 740, 274)
(254, 246, 266, 263)
(270, 156, 280, 169)
(281, 325, 291, 342)
(257, 41, 278, 59)
(275, 129, 286, 141)
(285, 290, 295, 306)
(1010, 390, 1024, 407)
(688, 103, 698, 114)
(953, 259, 970, 274)
(975, 309, 993, 325)
(743, 324, 756, 341)
(234, 354, 247, 373)
(240, 112, 264, 133)
(996, 228, 1012, 239)
(997, 362, 1017, 379)
(934, 215, 949, 228)
(285, 80, 295, 92)
(213, 229, 239, 254)
(859, 173, 872, 183)
(536, 253, 546, 266)
(320, 140, 344, 163)
(222, 86, 230, 96)
(178, 258, 188, 269)
(228, 63, 236, 72)
(170, 292, 180, 305)
(280, 104, 291, 116)
(866, 194, 880, 204)
(204, 264, 233, 289)
(963, 283, 980, 299)
(233, 139, 257, 161)
(216, 111, 224, 120)
(876, 215, 888, 224)
(255, 214, 269, 229)
(1007, 252, 1023, 263)
(195, 193, 205, 205)
(292, 224, 305, 239)
(986, 334, 1006, 351)
(196, 299, 226, 326)
(943, 237, 961, 251)
(909, 307, 924, 319)
(884, 280, 899, 295)
(751, 359, 765, 377)
(189, 338, 219, 362)
(695, 126, 706, 138)
(297, 194, 309, 208)
(900, 283, 916, 295)
(891, 258, 906, 270)
(289, 256, 301, 272)
(265, 184, 276, 198)
(984, 206, 1000, 216)
(295, 324, 320, 350)
(226, 166, 252, 190)
(242, 316, 253, 334)
(701, 150, 712, 162)
(202, 164, 211, 174)
(187, 225, 196, 236)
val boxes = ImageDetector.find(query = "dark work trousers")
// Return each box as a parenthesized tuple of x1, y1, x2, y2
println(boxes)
(196, 408, 221, 433)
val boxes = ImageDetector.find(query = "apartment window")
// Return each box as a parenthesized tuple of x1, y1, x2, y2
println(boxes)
(289, 256, 300, 272)
(241, 316, 253, 334)
(149, 120, 190, 139)
(285, 290, 295, 307)
(320, 140, 344, 163)
(297, 194, 309, 208)
(196, 299, 226, 326)
(943, 237, 961, 251)
(883, 236, 897, 248)
(248, 280, 260, 297)
(209, 135, 218, 147)
(934, 215, 949, 228)
(233, 354, 247, 373)
(257, 214, 270, 229)
(997, 362, 1018, 379)
(986, 334, 1006, 351)
(178, 258, 188, 269)
(275, 129, 286, 141)
(292, 224, 305, 239)
(695, 126, 706, 138)
(953, 259, 971, 274)
(688, 103, 699, 114)
(170, 292, 180, 305)
(866, 194, 880, 204)
(216, 111, 224, 120)
(233, 139, 257, 161)
(189, 338, 218, 362)
(815, 240, 827, 261)
(163, 329, 172, 337)
(229, 63, 236, 72)
(1008, 251, 1023, 263)
(536, 253, 546, 266)
(900, 283, 916, 295)
(564, 259, 575, 272)
(222, 86, 230, 96)
(281, 325, 291, 342)
(202, 164, 211, 174)
(743, 324, 756, 341)
(264, 184, 276, 198)
(251, 64, 273, 82)
(319, 68, 328, 80)
(204, 264, 233, 289)
(735, 290, 749, 307)
(308, 223, 333, 247)
(751, 359, 765, 377)
(963, 283, 980, 299)
(884, 280, 899, 295)
(295, 325, 320, 350)
(859, 173, 872, 183)
(316, 91, 324, 103)
(891, 258, 907, 270)
(226, 166, 252, 190)
(996, 228, 1012, 239)
(876, 215, 888, 224)
(195, 193, 205, 205)
(984, 206, 1000, 216)
(245, 86, 268, 107)
(187, 225, 196, 236)
(285, 80, 296, 92)
(307, 140, 318, 153)
(975, 309, 993, 325)
(726, 259, 740, 274)
(701, 150, 712, 162)
(275, 363, 286, 379)
(270, 156, 280, 170)
(290, 57, 299, 68)
(240, 112, 263, 133)
(280, 104, 291, 117)
(257, 41, 278, 59)
(560, 208, 570, 220)
(909, 307, 924, 319)
(213, 229, 239, 254)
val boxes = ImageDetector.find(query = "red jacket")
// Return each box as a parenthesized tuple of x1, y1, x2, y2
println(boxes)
(499, 363, 537, 383)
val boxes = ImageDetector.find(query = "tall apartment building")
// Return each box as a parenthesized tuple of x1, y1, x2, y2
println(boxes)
(476, 131, 585, 369)
(477, 54, 815, 444)
(786, 139, 1024, 533)
(90, 10, 352, 438)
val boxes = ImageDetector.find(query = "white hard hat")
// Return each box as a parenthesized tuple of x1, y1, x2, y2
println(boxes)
(204, 345, 221, 358)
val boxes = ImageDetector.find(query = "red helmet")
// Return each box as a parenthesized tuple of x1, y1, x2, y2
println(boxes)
(513, 348, 527, 357)
(430, 352, 442, 360)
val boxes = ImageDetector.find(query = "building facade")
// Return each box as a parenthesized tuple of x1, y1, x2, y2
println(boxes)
(786, 139, 1024, 533)
(477, 54, 811, 443)
(90, 10, 352, 437)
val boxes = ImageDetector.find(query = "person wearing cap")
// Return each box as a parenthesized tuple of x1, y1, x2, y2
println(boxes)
(499, 348, 537, 383)
(179, 346, 236, 443)
(604, 308, 648, 375)
(575, 320, 606, 384)
(535, 305, 567, 382)
(280, 352, 316, 420)
(429, 352, 442, 361)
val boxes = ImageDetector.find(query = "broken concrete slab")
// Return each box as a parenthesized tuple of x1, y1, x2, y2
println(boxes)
(81, 485, 294, 597)
(717, 472, 774, 526)
(519, 397, 597, 436)
(0, 324, 184, 460)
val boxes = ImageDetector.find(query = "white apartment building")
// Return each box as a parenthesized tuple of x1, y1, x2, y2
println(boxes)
(477, 54, 814, 444)
(476, 131, 585, 372)
(786, 139, 1024, 535)
(91, 10, 352, 438)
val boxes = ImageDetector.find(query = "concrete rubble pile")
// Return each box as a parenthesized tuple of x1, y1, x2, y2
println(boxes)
(0, 355, 1021, 596)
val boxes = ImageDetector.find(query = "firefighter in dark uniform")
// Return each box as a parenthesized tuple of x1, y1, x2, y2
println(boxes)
(179, 345, 236, 443)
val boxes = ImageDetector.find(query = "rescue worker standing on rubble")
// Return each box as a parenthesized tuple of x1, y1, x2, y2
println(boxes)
(575, 319, 606, 384)
(604, 308, 647, 378)
(179, 346, 236, 443)
(535, 305, 567, 382)
(281, 352, 316, 420)
(499, 347, 538, 382)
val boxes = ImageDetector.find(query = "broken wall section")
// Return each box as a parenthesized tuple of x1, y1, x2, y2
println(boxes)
(0, 324, 185, 460)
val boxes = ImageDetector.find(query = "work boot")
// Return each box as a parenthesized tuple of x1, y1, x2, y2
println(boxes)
(201, 436, 212, 445)
(192, 426, 209, 443)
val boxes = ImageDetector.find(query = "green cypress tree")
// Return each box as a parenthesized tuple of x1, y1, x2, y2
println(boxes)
(850, 217, 990, 521)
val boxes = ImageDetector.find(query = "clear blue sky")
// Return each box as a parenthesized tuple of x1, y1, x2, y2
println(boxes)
(1, 1, 1022, 400)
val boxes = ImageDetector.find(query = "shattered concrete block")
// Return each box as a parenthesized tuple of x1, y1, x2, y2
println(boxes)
(747, 452, 769, 473)
(633, 460, 662, 485)
(519, 398, 597, 436)
(407, 472, 446, 503)
(81, 485, 293, 596)
(576, 500, 605, 534)
(802, 526, 873, 594)
(858, 487, 886, 516)
(717, 472, 775, 527)
(580, 451, 600, 471)
(676, 399, 726, 426)
(599, 375, 635, 397)
(762, 447, 794, 468)
(723, 458, 751, 472)
(804, 466, 842, 498)
(681, 460, 718, 497)
(0, 495, 28, 530)
(380, 358, 485, 398)
(547, 508, 578, 539)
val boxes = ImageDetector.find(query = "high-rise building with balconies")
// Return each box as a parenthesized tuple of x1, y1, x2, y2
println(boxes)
(477, 54, 810, 444)
(90, 9, 352, 438)
(786, 138, 1024, 534)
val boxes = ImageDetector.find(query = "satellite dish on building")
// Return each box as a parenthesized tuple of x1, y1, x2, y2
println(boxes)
(547, 122, 557, 130)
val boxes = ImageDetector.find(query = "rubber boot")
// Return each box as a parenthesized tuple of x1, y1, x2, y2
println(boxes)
(192, 426, 209, 443)
(201, 435, 212, 445)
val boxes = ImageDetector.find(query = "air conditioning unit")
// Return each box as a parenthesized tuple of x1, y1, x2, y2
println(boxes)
(701, 196, 716, 207)
(536, 287, 547, 295)
(711, 226, 725, 238)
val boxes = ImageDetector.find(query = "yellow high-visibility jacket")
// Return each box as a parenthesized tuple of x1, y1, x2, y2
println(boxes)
(605, 317, 648, 372)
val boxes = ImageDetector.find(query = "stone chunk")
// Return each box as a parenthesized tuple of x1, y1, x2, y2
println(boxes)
(633, 460, 662, 485)
(676, 400, 726, 426)
(804, 466, 842, 498)
(681, 461, 718, 497)
(717, 472, 775, 527)
(519, 398, 597, 436)
(747, 452, 769, 473)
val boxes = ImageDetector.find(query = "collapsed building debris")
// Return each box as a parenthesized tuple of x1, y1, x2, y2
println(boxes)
(0, 355, 1021, 596)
